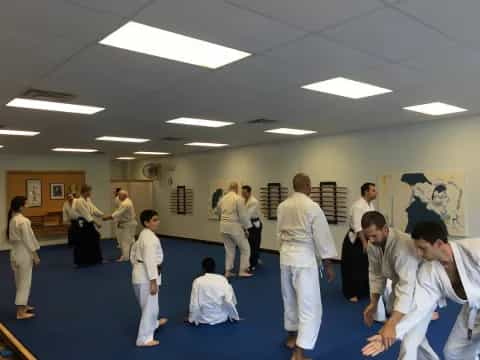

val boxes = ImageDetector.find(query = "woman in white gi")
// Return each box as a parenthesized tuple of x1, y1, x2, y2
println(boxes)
(363, 221, 480, 360)
(188, 257, 239, 326)
(7, 196, 40, 320)
(130, 209, 167, 347)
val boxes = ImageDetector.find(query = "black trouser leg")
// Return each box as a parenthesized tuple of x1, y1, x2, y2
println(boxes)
(248, 227, 261, 268)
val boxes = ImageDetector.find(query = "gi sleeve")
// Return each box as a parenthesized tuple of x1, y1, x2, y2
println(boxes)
(224, 282, 240, 321)
(351, 204, 365, 233)
(395, 266, 441, 339)
(112, 204, 128, 221)
(368, 244, 387, 296)
(142, 237, 160, 281)
(236, 198, 252, 229)
(20, 221, 40, 252)
(188, 279, 201, 325)
(392, 251, 420, 314)
(89, 200, 104, 218)
(312, 207, 338, 260)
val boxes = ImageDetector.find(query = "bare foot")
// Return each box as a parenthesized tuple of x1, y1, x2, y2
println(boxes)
(225, 271, 236, 278)
(116, 257, 125, 262)
(137, 340, 159, 347)
(157, 318, 168, 328)
(291, 347, 311, 360)
(239, 270, 254, 278)
(17, 312, 35, 320)
(285, 334, 297, 350)
(432, 311, 440, 321)
(349, 296, 359, 303)
(26, 305, 35, 312)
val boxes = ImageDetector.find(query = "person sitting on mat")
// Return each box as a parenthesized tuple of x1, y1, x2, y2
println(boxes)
(187, 257, 240, 326)
(130, 209, 167, 347)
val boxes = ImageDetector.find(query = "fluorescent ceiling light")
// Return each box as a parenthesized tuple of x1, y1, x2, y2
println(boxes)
(96, 136, 150, 143)
(52, 148, 98, 153)
(116, 157, 136, 160)
(403, 102, 468, 116)
(0, 129, 39, 136)
(134, 151, 170, 155)
(302, 77, 392, 99)
(0, 145, 4, 148)
(99, 21, 251, 69)
(6, 98, 104, 114)
(166, 117, 234, 128)
(185, 142, 228, 147)
(265, 128, 317, 136)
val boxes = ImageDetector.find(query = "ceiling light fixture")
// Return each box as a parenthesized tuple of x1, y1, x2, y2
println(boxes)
(96, 136, 150, 143)
(6, 98, 104, 114)
(403, 102, 468, 116)
(265, 128, 317, 136)
(166, 117, 234, 128)
(302, 77, 392, 99)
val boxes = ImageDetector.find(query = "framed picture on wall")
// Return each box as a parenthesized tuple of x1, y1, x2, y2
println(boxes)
(50, 183, 65, 200)
(26, 179, 42, 207)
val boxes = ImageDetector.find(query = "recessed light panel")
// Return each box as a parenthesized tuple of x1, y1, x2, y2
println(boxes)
(6, 98, 104, 114)
(302, 77, 392, 99)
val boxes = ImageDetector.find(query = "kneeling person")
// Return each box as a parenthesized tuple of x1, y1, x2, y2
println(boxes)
(188, 257, 240, 325)
(130, 209, 167, 347)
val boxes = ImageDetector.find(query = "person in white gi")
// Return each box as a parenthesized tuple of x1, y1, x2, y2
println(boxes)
(130, 209, 167, 347)
(241, 185, 263, 270)
(363, 221, 480, 360)
(104, 190, 137, 262)
(63, 193, 78, 246)
(113, 187, 122, 248)
(7, 196, 40, 320)
(277, 173, 337, 360)
(188, 257, 240, 326)
(216, 182, 253, 278)
(362, 211, 439, 360)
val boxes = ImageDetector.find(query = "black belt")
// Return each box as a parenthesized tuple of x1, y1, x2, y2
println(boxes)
(137, 260, 162, 273)
(251, 218, 260, 222)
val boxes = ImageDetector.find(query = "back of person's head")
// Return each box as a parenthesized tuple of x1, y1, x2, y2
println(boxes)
(81, 184, 92, 195)
(361, 182, 375, 196)
(229, 182, 239, 193)
(242, 185, 252, 194)
(202, 257, 216, 273)
(361, 211, 386, 229)
(140, 209, 158, 227)
(7, 196, 27, 237)
(293, 173, 311, 193)
(115, 187, 121, 195)
(412, 221, 448, 244)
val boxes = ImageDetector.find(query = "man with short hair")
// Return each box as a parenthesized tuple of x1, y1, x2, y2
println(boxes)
(188, 257, 240, 326)
(216, 182, 253, 278)
(362, 221, 480, 360)
(277, 173, 337, 360)
(241, 185, 262, 271)
(362, 211, 439, 360)
(104, 190, 137, 262)
(342, 182, 376, 303)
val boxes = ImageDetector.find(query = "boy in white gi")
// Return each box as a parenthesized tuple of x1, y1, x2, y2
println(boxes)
(130, 209, 167, 347)
(188, 257, 240, 326)
(363, 221, 480, 360)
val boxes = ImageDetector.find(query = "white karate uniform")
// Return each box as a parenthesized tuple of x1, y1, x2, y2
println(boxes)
(73, 196, 104, 224)
(245, 195, 262, 227)
(130, 228, 163, 346)
(188, 273, 239, 325)
(216, 191, 252, 273)
(112, 198, 137, 260)
(367, 228, 439, 360)
(8, 214, 40, 306)
(396, 238, 480, 360)
(277, 192, 337, 350)
(62, 200, 78, 224)
(348, 197, 375, 243)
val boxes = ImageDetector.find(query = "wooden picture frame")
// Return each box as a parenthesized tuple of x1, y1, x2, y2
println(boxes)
(50, 183, 65, 200)
(26, 179, 42, 207)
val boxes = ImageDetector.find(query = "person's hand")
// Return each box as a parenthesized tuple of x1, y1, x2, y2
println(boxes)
(150, 281, 158, 295)
(363, 302, 377, 327)
(32, 252, 40, 267)
(379, 322, 397, 349)
(324, 262, 335, 283)
(362, 335, 386, 357)
(362, 242, 369, 253)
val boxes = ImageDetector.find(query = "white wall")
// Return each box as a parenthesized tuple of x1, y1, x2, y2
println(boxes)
(129, 115, 480, 257)
(0, 154, 112, 250)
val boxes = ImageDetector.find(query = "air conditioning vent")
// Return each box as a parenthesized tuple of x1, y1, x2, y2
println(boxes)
(247, 118, 278, 125)
(21, 89, 76, 102)
(162, 136, 185, 142)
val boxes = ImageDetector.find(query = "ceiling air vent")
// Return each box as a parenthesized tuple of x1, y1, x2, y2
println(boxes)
(247, 118, 278, 125)
(161, 136, 185, 142)
(21, 89, 76, 102)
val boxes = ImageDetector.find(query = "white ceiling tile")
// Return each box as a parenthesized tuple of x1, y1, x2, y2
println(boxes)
(323, 7, 452, 62)
(134, 0, 305, 54)
(226, 0, 383, 31)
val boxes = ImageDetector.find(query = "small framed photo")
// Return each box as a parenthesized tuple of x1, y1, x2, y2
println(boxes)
(26, 179, 42, 207)
(50, 183, 65, 200)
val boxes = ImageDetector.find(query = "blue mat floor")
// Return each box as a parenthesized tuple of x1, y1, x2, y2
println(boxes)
(0, 238, 459, 360)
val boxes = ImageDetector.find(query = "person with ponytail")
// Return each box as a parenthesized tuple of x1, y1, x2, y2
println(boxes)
(7, 196, 40, 320)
